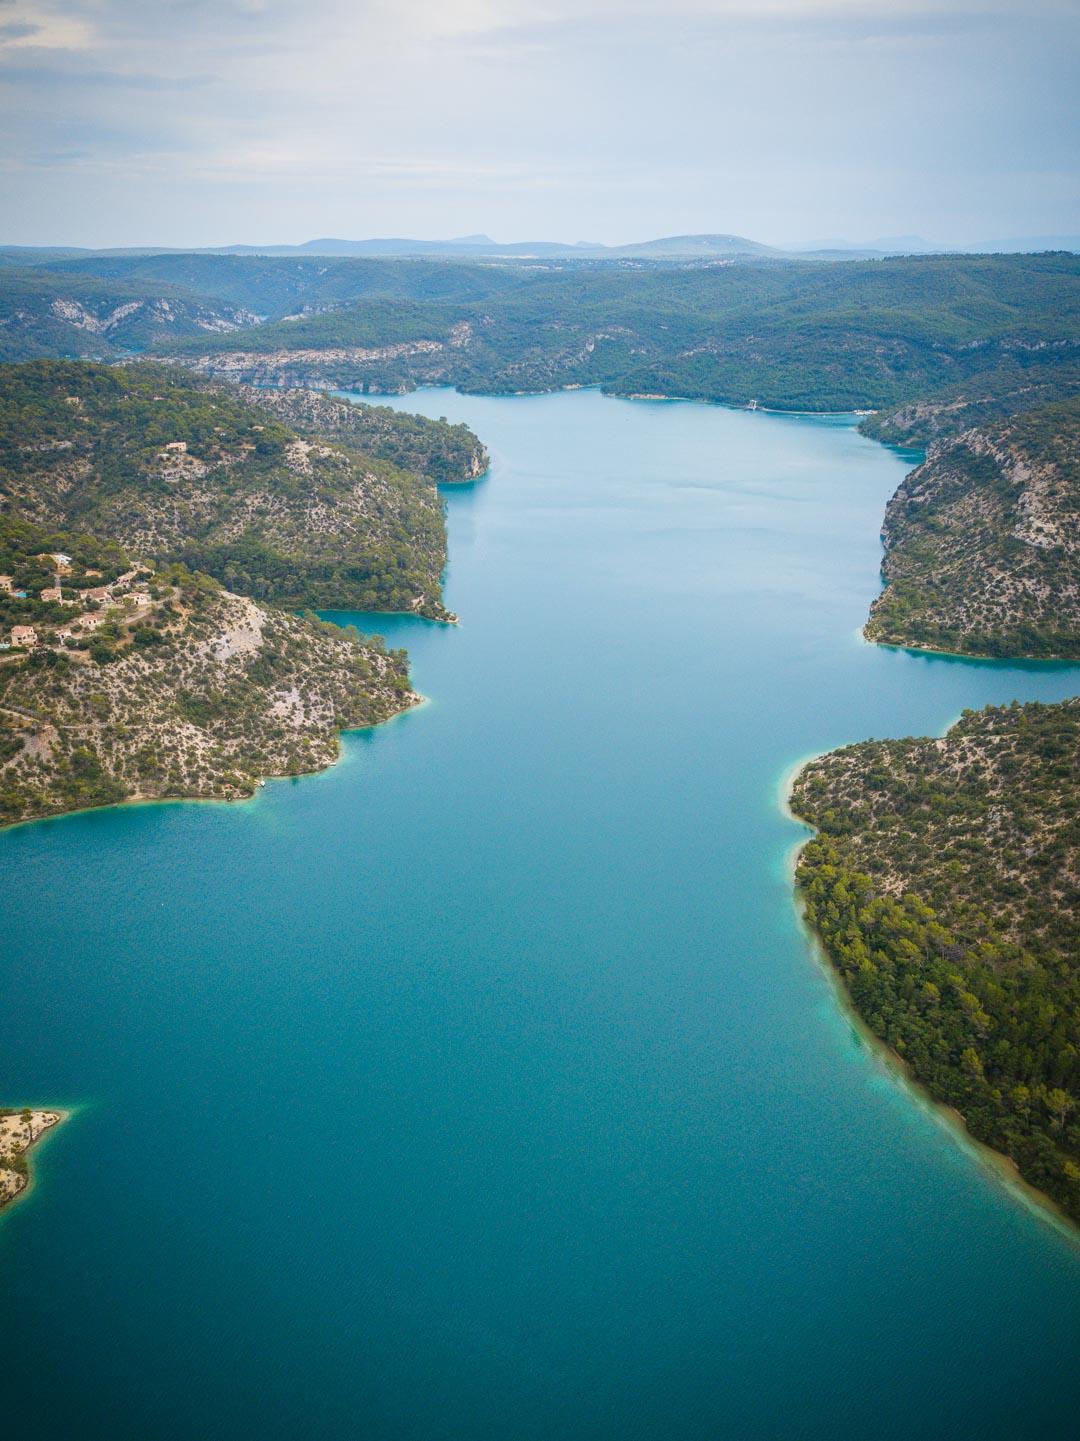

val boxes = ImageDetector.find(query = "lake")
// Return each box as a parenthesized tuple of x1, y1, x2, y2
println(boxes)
(2, 388, 1078, 1438)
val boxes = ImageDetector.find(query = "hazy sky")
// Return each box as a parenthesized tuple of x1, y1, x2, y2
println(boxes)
(1, 0, 1077, 248)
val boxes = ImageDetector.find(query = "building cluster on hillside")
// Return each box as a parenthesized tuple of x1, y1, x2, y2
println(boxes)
(2, 559, 155, 653)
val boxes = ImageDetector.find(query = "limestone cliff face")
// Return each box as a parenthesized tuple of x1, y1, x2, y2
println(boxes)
(0, 272, 265, 362)
(865, 396, 1080, 658)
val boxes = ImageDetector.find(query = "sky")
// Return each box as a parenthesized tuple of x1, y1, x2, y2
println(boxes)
(1, 0, 1078, 249)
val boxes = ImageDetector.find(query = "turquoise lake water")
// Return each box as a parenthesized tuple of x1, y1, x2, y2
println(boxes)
(3, 388, 1079, 1438)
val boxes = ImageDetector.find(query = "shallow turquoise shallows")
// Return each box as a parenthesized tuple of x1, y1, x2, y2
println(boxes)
(3, 389, 1079, 1440)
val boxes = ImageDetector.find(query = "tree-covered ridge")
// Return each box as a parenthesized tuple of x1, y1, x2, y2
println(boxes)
(865, 396, 1080, 658)
(145, 252, 1080, 411)
(0, 360, 472, 620)
(39, 251, 530, 316)
(860, 355, 1080, 448)
(3, 251, 1077, 414)
(239, 386, 488, 485)
(0, 267, 262, 361)
(0, 557, 417, 827)
(790, 699, 1080, 1223)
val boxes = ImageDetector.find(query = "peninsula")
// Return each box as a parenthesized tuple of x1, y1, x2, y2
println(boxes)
(0, 361, 486, 621)
(790, 699, 1080, 1223)
(0, 548, 418, 825)
(0, 359, 490, 826)
(0, 1108, 65, 1211)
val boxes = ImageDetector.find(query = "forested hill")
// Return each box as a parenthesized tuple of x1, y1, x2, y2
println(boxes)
(5, 252, 1077, 660)
(240, 386, 487, 485)
(0, 267, 261, 361)
(2, 251, 1077, 414)
(790, 699, 1080, 1223)
(860, 356, 1080, 448)
(161, 253, 1080, 413)
(864, 395, 1080, 658)
(0, 361, 483, 618)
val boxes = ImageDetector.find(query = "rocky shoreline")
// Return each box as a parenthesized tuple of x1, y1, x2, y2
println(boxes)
(0, 1109, 66, 1212)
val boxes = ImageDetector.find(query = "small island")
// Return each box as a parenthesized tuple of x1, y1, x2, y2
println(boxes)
(0, 1108, 65, 1211)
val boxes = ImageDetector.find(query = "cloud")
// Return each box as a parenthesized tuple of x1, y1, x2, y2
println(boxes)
(0, 0, 1076, 246)
(0, 2, 95, 50)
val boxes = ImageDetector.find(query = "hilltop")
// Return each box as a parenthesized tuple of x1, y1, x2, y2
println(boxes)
(240, 385, 487, 485)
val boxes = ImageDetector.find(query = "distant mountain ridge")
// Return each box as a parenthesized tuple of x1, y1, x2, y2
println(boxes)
(2, 232, 1076, 267)
(1, 233, 782, 264)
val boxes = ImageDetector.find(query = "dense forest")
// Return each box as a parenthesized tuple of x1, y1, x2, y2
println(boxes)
(790, 700, 1080, 1223)
(158, 253, 1080, 412)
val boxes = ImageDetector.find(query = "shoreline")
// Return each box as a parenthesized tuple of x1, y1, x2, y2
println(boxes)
(621, 391, 869, 418)
(779, 754, 1080, 1248)
(290, 371, 877, 421)
(0, 1109, 69, 1216)
(0, 692, 427, 837)
(864, 629, 1080, 666)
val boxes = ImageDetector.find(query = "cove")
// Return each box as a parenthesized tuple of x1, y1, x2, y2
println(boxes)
(2, 388, 1078, 1440)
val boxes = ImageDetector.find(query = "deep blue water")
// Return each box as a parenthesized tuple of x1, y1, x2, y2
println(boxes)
(3, 389, 1079, 1439)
